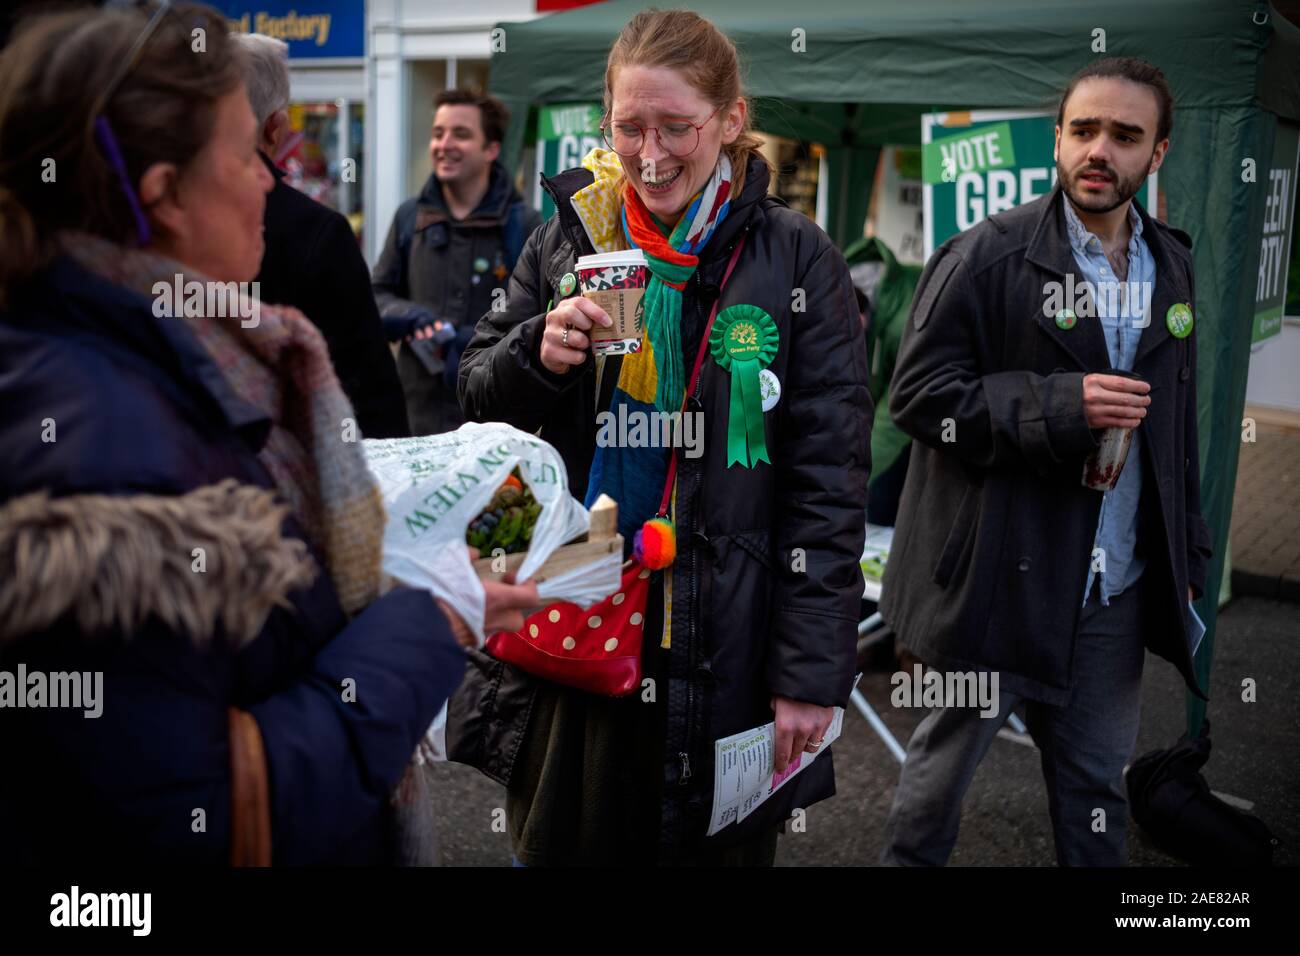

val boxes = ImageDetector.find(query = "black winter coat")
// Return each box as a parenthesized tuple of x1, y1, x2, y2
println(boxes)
(0, 257, 464, 864)
(255, 153, 409, 439)
(450, 154, 872, 851)
(880, 188, 1212, 705)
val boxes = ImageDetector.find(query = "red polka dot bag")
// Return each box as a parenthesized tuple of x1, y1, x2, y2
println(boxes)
(483, 381, 687, 697)
(485, 238, 748, 696)
(485, 560, 656, 696)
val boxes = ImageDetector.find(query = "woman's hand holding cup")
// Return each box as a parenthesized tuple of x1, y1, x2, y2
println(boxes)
(540, 297, 611, 375)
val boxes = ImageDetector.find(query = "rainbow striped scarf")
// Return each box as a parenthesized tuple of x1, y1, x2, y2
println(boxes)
(584, 156, 732, 538)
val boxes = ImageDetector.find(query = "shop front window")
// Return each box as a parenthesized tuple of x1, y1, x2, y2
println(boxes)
(455, 58, 491, 94)
(281, 99, 366, 239)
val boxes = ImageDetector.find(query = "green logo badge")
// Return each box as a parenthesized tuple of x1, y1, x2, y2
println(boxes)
(724, 320, 763, 362)
(1055, 308, 1077, 330)
(1166, 303, 1194, 339)
(473, 257, 489, 274)
(558, 272, 577, 296)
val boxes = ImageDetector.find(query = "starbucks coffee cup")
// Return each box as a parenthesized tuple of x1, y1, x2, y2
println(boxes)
(575, 249, 648, 356)
(1081, 369, 1145, 492)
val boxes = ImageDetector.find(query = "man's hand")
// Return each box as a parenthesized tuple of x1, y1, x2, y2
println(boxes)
(407, 319, 454, 344)
(1082, 373, 1150, 429)
(771, 696, 835, 773)
(381, 306, 438, 343)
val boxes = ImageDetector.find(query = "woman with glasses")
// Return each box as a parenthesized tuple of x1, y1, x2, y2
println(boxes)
(456, 9, 871, 866)
(0, 3, 538, 865)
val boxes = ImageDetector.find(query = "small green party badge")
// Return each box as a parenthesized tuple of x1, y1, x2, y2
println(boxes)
(1055, 308, 1078, 330)
(709, 305, 779, 468)
(759, 368, 781, 412)
(1166, 302, 1194, 338)
(473, 256, 490, 274)
(558, 272, 577, 296)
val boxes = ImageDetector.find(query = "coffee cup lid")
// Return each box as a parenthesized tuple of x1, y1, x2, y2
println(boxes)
(575, 249, 647, 270)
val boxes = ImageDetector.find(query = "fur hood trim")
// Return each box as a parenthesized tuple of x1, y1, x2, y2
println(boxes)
(0, 480, 318, 649)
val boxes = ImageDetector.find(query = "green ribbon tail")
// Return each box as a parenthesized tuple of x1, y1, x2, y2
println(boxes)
(737, 359, 769, 466)
(727, 365, 748, 467)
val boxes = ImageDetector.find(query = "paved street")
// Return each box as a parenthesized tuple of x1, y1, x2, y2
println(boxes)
(1232, 418, 1300, 601)
(428, 594, 1298, 866)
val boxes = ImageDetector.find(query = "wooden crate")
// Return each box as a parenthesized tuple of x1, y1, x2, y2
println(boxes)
(473, 493, 622, 583)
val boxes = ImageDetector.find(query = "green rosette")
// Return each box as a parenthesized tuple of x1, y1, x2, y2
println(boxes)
(708, 304, 779, 468)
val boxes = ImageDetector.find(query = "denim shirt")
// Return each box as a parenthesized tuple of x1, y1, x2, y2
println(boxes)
(1063, 200, 1155, 607)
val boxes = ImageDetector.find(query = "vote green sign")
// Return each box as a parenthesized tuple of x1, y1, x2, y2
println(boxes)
(1251, 121, 1299, 343)
(534, 103, 602, 220)
(921, 110, 1156, 260)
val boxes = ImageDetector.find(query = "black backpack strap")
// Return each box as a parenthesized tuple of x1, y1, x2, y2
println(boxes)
(502, 200, 526, 272)
(394, 200, 421, 298)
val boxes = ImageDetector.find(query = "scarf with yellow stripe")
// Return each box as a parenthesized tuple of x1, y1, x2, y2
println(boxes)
(571, 149, 733, 539)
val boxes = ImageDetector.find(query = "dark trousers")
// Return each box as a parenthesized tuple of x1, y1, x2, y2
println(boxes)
(882, 579, 1148, 866)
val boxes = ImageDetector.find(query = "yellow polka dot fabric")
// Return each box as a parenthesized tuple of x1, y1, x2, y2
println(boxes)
(571, 148, 626, 253)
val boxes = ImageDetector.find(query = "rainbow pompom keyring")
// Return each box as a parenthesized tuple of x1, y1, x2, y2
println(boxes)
(633, 516, 676, 570)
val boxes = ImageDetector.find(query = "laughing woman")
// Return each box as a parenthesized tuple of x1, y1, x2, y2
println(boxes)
(454, 9, 871, 866)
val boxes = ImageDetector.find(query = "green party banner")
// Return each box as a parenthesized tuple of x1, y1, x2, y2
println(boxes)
(922, 110, 1156, 260)
(1251, 121, 1299, 343)
(534, 102, 603, 220)
(922, 122, 1017, 184)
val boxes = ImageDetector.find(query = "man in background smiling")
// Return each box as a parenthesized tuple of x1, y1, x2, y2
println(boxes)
(373, 90, 541, 435)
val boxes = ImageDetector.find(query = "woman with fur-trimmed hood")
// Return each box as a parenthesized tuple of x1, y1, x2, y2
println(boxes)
(0, 5, 534, 865)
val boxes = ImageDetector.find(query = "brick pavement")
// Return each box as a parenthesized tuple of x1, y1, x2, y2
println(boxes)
(1230, 409, 1300, 601)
